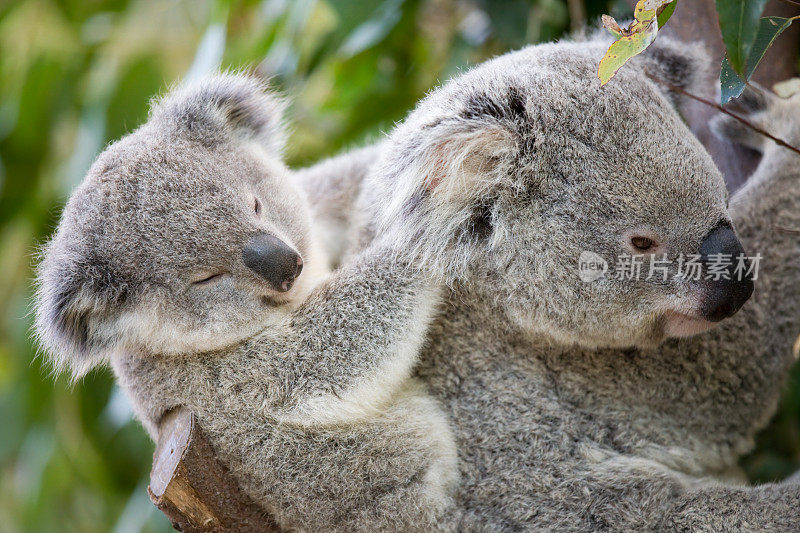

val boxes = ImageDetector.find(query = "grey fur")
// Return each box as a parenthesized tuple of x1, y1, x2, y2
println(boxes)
(354, 38, 800, 530)
(34, 75, 458, 532)
(295, 142, 384, 267)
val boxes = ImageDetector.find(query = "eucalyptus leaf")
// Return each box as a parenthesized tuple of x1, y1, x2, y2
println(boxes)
(597, 0, 676, 86)
(715, 0, 769, 75)
(656, 0, 677, 29)
(719, 16, 794, 104)
(601, 14, 622, 38)
(744, 16, 794, 79)
(720, 57, 746, 104)
(598, 29, 657, 86)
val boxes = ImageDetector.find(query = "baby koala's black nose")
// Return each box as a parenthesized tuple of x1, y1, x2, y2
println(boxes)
(242, 233, 303, 292)
(699, 223, 754, 322)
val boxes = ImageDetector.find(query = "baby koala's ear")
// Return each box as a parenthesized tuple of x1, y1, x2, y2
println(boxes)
(151, 73, 287, 157)
(635, 37, 711, 102)
(710, 83, 771, 152)
(373, 95, 520, 281)
(33, 237, 130, 380)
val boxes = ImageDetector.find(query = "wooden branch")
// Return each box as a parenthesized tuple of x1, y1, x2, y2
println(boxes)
(645, 70, 800, 156)
(148, 407, 281, 532)
(567, 0, 587, 34)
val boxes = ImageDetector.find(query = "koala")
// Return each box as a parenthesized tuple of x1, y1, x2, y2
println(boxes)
(349, 37, 800, 530)
(33, 75, 459, 532)
(295, 142, 384, 268)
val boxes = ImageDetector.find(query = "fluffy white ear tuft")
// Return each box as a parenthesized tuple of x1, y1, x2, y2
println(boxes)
(372, 117, 518, 282)
(422, 126, 518, 200)
(150, 73, 287, 158)
(33, 235, 132, 380)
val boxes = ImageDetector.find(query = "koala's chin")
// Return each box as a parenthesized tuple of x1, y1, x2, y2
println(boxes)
(596, 313, 724, 350)
(662, 311, 719, 338)
(508, 305, 662, 351)
(117, 304, 286, 358)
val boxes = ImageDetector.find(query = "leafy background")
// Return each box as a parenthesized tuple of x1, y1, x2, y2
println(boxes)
(0, 0, 797, 531)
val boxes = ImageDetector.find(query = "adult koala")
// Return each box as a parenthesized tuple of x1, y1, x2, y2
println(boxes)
(34, 75, 459, 532)
(346, 37, 800, 530)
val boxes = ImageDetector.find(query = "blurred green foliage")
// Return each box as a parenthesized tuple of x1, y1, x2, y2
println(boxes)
(0, 0, 797, 531)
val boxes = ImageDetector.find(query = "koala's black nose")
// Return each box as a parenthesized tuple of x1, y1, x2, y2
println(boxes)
(698, 223, 754, 322)
(242, 234, 303, 292)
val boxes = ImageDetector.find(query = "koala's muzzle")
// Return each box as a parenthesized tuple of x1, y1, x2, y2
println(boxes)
(243, 233, 303, 292)
(698, 223, 754, 322)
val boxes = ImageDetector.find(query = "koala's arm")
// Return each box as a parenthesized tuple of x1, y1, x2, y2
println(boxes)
(294, 143, 383, 267)
(216, 249, 458, 531)
(659, 482, 800, 532)
(574, 457, 800, 532)
(112, 246, 440, 430)
(111, 247, 455, 531)
(252, 245, 441, 426)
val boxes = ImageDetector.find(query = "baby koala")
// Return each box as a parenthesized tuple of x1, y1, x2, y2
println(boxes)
(34, 75, 457, 531)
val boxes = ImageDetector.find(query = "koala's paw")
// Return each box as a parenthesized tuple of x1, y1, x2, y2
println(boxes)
(395, 380, 459, 501)
(348, 382, 459, 530)
(711, 81, 800, 153)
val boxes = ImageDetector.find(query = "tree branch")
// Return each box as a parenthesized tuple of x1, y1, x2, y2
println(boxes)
(149, 408, 280, 532)
(645, 70, 800, 157)
(774, 225, 800, 235)
(777, 0, 800, 9)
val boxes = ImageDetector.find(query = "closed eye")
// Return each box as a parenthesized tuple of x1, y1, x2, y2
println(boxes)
(630, 236, 655, 251)
(624, 231, 662, 254)
(192, 272, 226, 286)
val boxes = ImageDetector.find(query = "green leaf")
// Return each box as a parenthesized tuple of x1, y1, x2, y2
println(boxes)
(598, 29, 657, 86)
(597, 0, 676, 86)
(633, 0, 659, 22)
(656, 0, 678, 29)
(719, 16, 794, 104)
(601, 14, 622, 38)
(744, 16, 794, 79)
(720, 57, 746, 104)
(715, 0, 769, 75)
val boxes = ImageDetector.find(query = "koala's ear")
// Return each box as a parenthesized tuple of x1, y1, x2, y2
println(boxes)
(33, 240, 129, 380)
(151, 73, 287, 157)
(710, 84, 770, 152)
(635, 37, 710, 100)
(375, 102, 520, 281)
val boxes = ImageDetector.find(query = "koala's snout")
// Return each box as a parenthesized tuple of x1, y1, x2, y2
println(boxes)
(698, 223, 754, 322)
(242, 233, 303, 292)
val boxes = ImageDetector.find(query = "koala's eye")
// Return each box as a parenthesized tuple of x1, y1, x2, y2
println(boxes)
(192, 272, 226, 286)
(630, 236, 656, 251)
(253, 197, 263, 217)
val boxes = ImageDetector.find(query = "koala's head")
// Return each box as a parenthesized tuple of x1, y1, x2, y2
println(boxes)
(372, 37, 753, 349)
(35, 74, 322, 377)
